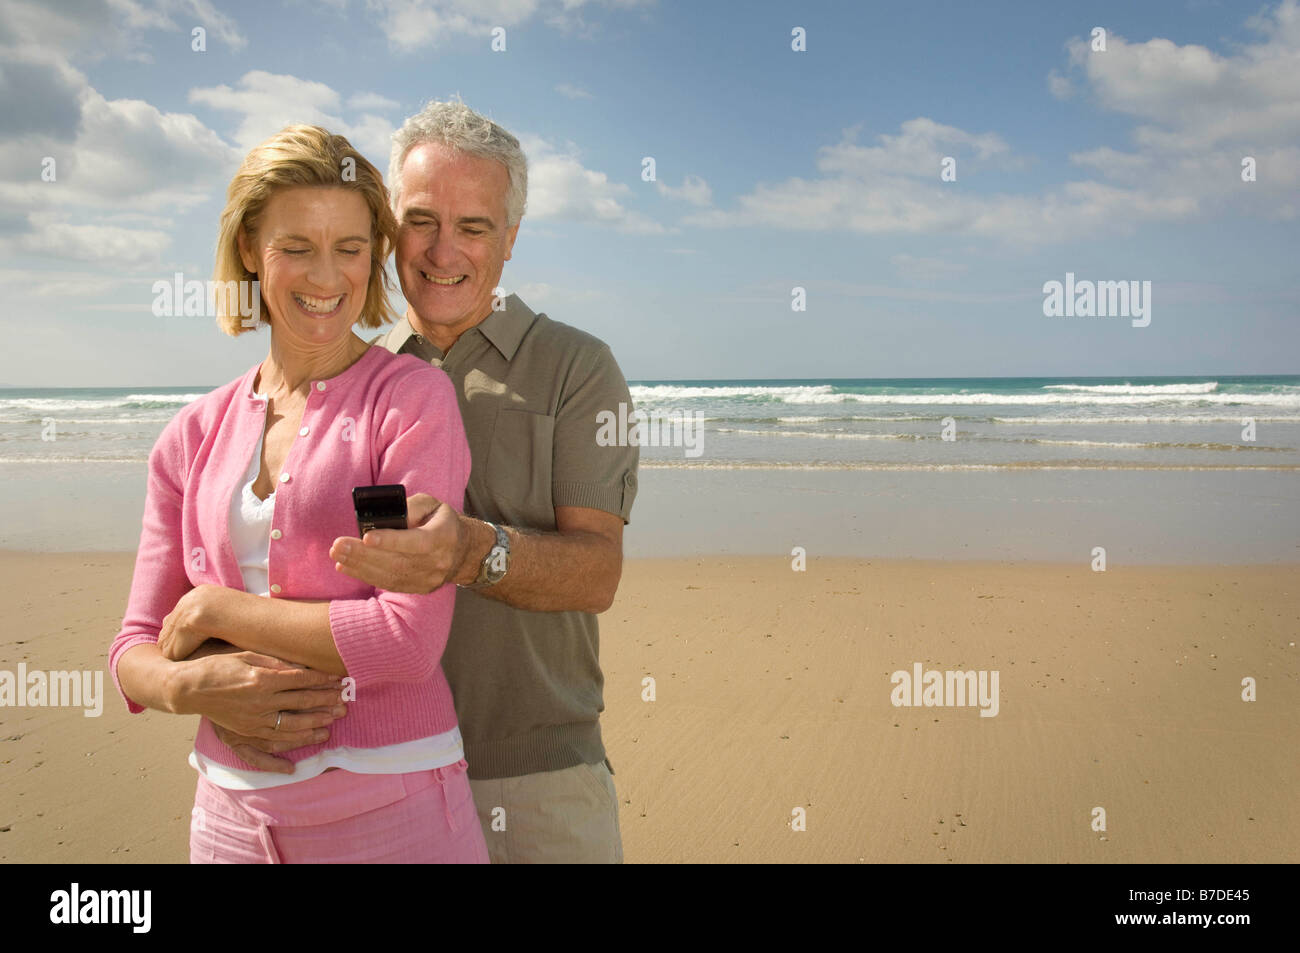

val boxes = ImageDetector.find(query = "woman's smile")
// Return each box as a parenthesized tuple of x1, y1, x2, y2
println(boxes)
(291, 291, 346, 316)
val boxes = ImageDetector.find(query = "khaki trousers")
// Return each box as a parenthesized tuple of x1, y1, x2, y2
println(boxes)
(469, 759, 623, 864)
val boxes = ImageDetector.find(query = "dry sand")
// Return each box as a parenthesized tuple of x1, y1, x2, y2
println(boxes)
(1, 550, 1296, 863)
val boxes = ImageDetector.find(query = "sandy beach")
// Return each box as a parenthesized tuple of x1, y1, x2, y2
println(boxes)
(2, 549, 1296, 863)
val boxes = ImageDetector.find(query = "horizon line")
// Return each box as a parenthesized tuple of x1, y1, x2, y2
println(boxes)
(4, 372, 1300, 390)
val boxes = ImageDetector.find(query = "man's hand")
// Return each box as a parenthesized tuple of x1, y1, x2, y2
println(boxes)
(329, 493, 485, 594)
(334, 494, 625, 614)
(210, 723, 327, 774)
(173, 645, 347, 774)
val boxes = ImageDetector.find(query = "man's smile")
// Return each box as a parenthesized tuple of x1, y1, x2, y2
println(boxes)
(421, 270, 466, 286)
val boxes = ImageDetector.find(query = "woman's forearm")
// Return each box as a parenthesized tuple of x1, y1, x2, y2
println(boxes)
(116, 642, 186, 714)
(195, 588, 344, 675)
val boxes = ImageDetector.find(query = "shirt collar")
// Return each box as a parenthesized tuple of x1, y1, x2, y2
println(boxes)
(475, 294, 535, 361)
(383, 316, 419, 355)
(392, 294, 537, 363)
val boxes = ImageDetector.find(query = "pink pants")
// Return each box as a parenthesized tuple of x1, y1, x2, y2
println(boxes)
(190, 760, 489, 864)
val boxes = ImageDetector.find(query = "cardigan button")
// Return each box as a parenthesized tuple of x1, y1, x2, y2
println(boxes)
(270, 529, 282, 540)
(279, 472, 290, 483)
(316, 381, 327, 392)
(298, 426, 309, 436)
(270, 584, 282, 594)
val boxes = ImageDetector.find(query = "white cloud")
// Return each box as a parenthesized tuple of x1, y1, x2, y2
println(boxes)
(1055, 1, 1300, 220)
(682, 119, 1036, 239)
(656, 174, 711, 207)
(367, 0, 539, 51)
(69, 89, 239, 207)
(1047, 69, 1072, 100)
(0, 12, 240, 262)
(0, 82, 238, 217)
(817, 118, 1015, 179)
(347, 91, 401, 111)
(2, 0, 250, 55)
(182, 0, 249, 49)
(512, 280, 605, 306)
(545, 0, 652, 37)
(522, 135, 668, 234)
(189, 70, 396, 162)
(2, 0, 125, 58)
(1061, 6, 1300, 152)
(367, 0, 651, 50)
(19, 218, 170, 266)
(105, 0, 172, 31)
(685, 2, 1300, 242)
(0, 267, 130, 298)
(0, 45, 85, 141)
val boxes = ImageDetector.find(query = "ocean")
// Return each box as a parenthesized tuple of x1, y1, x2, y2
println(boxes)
(3, 376, 1297, 560)
(4, 376, 1299, 469)
(629, 376, 1300, 470)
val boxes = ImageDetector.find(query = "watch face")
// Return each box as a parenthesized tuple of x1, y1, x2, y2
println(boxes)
(486, 546, 508, 581)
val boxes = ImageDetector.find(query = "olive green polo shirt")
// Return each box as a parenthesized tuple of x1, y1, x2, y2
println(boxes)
(375, 294, 639, 779)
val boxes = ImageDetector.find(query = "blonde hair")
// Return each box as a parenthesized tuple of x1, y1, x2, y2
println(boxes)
(214, 125, 398, 335)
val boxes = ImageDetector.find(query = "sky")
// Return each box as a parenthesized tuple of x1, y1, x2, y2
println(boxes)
(0, 0, 1297, 386)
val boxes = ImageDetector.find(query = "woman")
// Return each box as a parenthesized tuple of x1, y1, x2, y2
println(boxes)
(109, 125, 487, 863)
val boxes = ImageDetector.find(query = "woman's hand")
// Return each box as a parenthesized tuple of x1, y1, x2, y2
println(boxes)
(156, 583, 343, 675)
(171, 645, 348, 773)
(156, 584, 223, 660)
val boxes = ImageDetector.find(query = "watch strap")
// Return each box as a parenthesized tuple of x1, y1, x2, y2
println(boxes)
(461, 521, 510, 590)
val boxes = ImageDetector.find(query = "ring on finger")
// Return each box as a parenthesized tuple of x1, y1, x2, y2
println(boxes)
(274, 711, 283, 731)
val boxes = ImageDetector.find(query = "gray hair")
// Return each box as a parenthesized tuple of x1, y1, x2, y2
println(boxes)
(389, 100, 527, 227)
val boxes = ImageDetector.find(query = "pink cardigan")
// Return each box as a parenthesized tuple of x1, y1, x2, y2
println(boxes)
(109, 344, 471, 771)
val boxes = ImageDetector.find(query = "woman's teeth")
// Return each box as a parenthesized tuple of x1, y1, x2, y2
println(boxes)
(422, 272, 465, 285)
(293, 292, 343, 313)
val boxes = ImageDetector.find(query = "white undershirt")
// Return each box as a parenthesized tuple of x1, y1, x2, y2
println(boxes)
(188, 388, 464, 790)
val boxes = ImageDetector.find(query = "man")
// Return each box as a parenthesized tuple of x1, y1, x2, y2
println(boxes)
(325, 101, 639, 863)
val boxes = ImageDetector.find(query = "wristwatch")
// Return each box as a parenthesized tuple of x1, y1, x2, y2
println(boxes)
(461, 521, 510, 590)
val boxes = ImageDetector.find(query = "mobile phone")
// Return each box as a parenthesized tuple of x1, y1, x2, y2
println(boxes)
(353, 484, 408, 536)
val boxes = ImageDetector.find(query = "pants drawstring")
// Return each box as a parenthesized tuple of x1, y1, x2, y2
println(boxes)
(438, 765, 458, 833)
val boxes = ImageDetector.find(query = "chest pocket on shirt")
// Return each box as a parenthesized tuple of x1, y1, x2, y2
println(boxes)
(484, 407, 555, 529)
